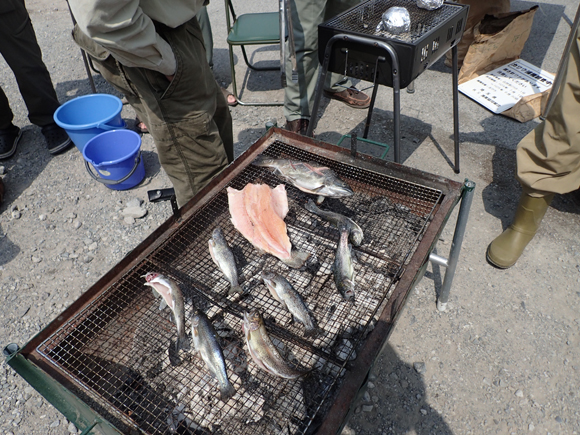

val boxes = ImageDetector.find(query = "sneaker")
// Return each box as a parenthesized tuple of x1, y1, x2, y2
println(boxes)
(41, 123, 72, 155)
(0, 124, 23, 160)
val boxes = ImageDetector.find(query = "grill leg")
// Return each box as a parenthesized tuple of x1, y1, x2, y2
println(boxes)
(452, 44, 460, 173)
(436, 179, 476, 311)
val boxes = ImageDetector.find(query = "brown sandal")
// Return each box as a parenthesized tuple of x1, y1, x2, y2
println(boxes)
(323, 86, 371, 109)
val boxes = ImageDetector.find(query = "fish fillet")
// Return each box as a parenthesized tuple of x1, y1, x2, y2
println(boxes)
(228, 184, 306, 266)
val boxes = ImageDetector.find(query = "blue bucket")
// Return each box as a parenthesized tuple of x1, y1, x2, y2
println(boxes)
(53, 94, 126, 152)
(82, 130, 145, 190)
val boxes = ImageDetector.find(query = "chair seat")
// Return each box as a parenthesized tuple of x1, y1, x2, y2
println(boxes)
(227, 12, 280, 45)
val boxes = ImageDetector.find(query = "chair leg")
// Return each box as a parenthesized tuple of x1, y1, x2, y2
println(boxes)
(240, 46, 280, 72)
(228, 45, 283, 106)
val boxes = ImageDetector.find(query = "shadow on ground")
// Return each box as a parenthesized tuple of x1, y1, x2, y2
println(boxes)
(345, 342, 452, 434)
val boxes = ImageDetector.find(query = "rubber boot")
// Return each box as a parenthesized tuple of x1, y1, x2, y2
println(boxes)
(486, 192, 554, 269)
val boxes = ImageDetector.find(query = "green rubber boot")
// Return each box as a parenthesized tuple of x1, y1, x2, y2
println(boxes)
(486, 193, 554, 269)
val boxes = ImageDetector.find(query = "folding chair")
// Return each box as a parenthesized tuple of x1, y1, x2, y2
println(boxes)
(224, 0, 283, 106)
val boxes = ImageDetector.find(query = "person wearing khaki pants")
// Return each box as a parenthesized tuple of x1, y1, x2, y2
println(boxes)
(69, 0, 233, 208)
(487, 25, 580, 269)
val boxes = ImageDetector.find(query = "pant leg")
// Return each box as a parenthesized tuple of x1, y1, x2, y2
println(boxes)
(197, 6, 214, 69)
(283, 0, 357, 122)
(0, 0, 60, 128)
(74, 19, 232, 207)
(516, 26, 580, 197)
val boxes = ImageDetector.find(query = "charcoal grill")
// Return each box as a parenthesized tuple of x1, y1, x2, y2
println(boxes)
(308, 0, 469, 172)
(5, 129, 474, 435)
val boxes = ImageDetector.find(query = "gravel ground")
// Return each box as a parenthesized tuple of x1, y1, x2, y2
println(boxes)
(1, 1, 579, 434)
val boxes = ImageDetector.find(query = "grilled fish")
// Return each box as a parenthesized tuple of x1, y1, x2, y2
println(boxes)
(192, 310, 236, 402)
(333, 228, 356, 302)
(242, 310, 309, 379)
(261, 271, 318, 337)
(305, 199, 363, 246)
(252, 155, 353, 198)
(143, 272, 188, 352)
(209, 227, 242, 295)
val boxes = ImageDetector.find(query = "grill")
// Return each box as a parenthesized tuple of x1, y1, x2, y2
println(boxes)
(318, 0, 469, 88)
(12, 129, 465, 435)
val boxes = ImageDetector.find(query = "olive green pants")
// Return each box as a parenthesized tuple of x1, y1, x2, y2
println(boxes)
(73, 18, 233, 207)
(284, 0, 360, 122)
(516, 26, 580, 198)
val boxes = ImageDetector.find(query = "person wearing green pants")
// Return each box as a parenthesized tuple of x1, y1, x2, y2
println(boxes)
(487, 25, 580, 269)
(70, 0, 234, 208)
(284, 0, 371, 135)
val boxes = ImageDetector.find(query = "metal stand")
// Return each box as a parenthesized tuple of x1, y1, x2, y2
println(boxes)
(307, 33, 461, 173)
(432, 179, 475, 311)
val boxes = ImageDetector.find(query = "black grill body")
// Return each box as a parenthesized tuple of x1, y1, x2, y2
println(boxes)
(318, 0, 469, 88)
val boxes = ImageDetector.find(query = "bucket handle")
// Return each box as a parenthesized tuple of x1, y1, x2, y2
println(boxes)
(96, 119, 127, 131)
(85, 151, 142, 185)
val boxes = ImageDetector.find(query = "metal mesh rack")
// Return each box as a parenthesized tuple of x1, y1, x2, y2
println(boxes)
(10, 130, 471, 435)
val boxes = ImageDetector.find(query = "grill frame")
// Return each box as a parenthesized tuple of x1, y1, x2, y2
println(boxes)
(18, 128, 464, 435)
(318, 0, 469, 88)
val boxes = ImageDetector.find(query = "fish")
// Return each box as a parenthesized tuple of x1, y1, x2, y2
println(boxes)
(261, 271, 319, 337)
(208, 227, 242, 295)
(227, 184, 310, 268)
(191, 310, 236, 402)
(333, 228, 356, 302)
(304, 199, 363, 246)
(252, 155, 354, 199)
(242, 310, 309, 379)
(143, 272, 188, 352)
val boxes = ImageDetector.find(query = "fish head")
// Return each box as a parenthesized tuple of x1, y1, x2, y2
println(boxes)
(261, 270, 275, 285)
(212, 227, 224, 241)
(242, 310, 263, 333)
(143, 272, 160, 282)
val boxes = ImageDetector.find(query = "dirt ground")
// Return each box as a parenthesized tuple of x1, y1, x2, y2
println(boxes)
(1, 0, 579, 434)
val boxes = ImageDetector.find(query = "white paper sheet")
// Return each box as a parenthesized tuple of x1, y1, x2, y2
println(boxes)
(458, 59, 555, 114)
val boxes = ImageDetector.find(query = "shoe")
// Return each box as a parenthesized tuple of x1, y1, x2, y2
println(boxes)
(42, 123, 72, 155)
(486, 192, 554, 269)
(285, 119, 310, 136)
(323, 86, 371, 109)
(221, 87, 238, 107)
(0, 124, 22, 160)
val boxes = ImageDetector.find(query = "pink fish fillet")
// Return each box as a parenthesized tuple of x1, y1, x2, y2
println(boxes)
(270, 184, 289, 219)
(244, 184, 292, 260)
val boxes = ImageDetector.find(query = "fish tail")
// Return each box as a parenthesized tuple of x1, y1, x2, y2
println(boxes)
(228, 284, 243, 295)
(176, 334, 190, 352)
(281, 250, 311, 269)
(220, 382, 236, 402)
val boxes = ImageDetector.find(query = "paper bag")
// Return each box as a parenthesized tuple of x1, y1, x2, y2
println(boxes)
(444, 0, 511, 68)
(458, 6, 539, 84)
(457, 6, 547, 122)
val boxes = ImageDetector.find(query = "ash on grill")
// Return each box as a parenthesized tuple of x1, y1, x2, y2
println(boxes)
(37, 140, 443, 435)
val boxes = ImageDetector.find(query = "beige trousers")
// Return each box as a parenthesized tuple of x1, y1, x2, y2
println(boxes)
(516, 26, 580, 197)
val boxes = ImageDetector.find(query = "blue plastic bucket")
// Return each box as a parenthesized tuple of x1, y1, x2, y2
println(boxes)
(82, 130, 145, 190)
(53, 94, 126, 152)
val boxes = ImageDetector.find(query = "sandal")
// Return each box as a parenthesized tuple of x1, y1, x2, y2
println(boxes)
(221, 87, 238, 107)
(134, 117, 149, 134)
(323, 86, 371, 109)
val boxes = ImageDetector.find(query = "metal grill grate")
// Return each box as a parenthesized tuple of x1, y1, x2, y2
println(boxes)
(324, 0, 462, 43)
(37, 140, 442, 434)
